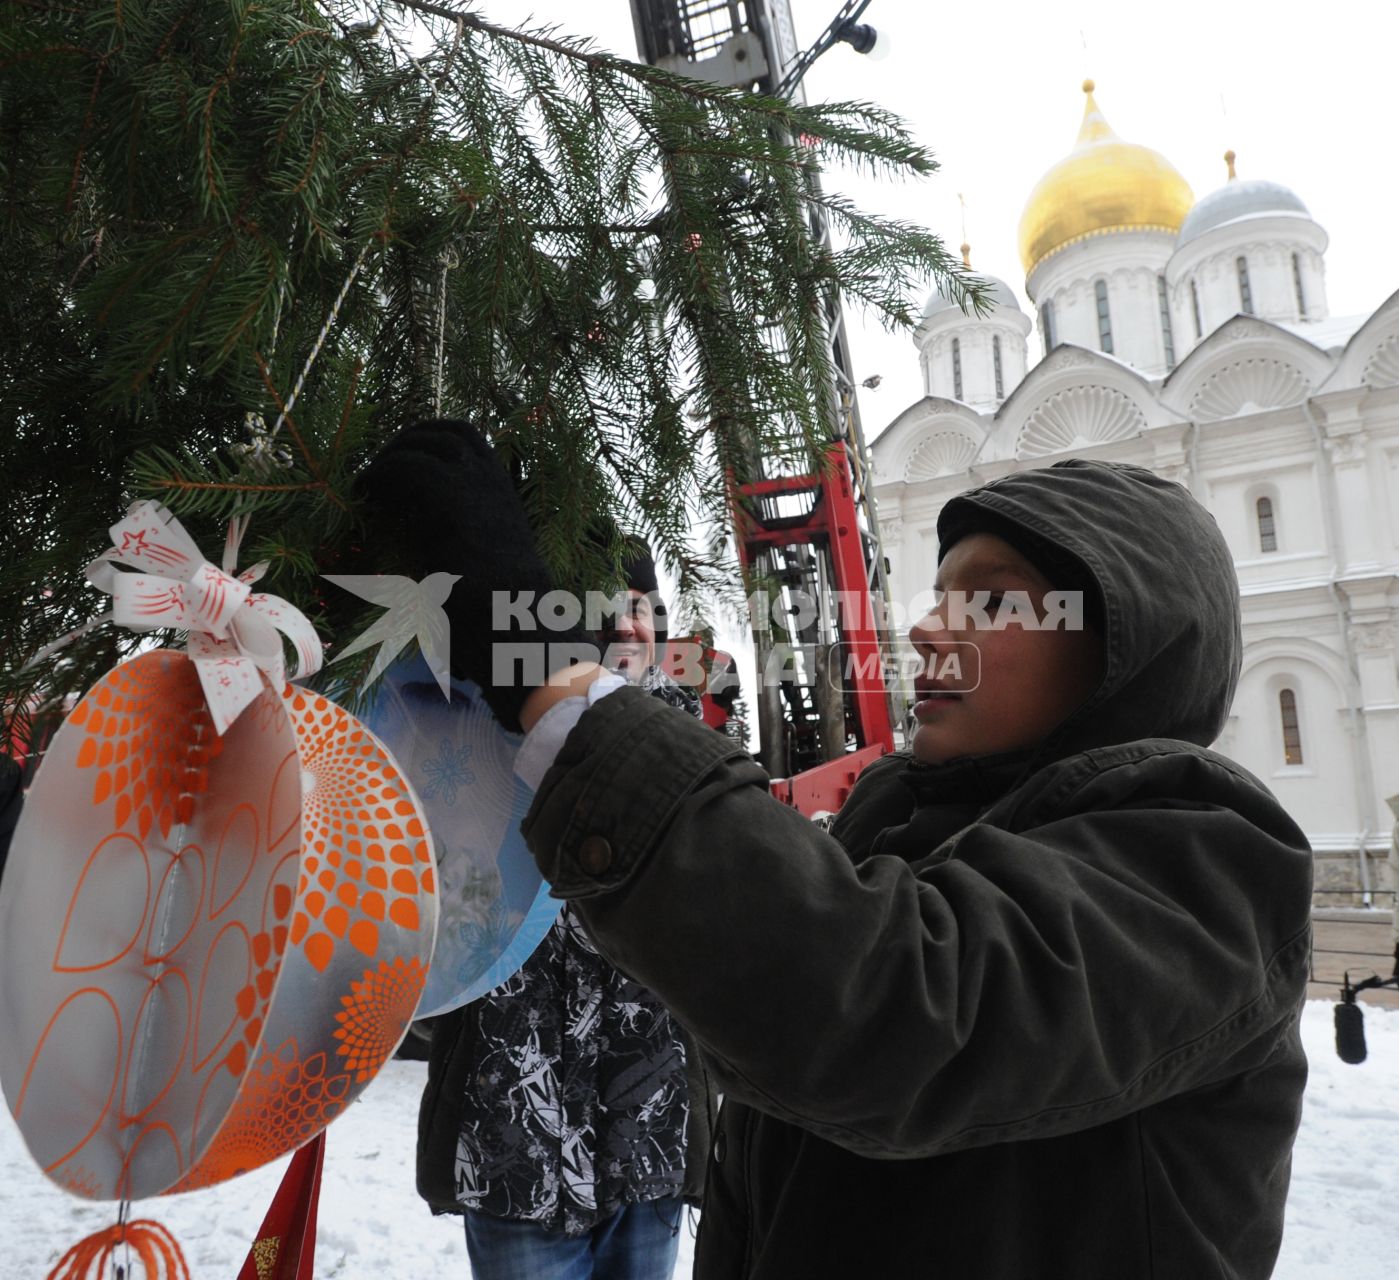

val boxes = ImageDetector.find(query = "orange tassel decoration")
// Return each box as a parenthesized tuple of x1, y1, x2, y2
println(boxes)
(46, 1220, 190, 1280)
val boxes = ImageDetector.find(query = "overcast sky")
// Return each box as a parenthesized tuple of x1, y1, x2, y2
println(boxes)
(473, 0, 1399, 436)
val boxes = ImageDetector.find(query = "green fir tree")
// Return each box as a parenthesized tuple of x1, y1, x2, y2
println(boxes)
(0, 0, 976, 755)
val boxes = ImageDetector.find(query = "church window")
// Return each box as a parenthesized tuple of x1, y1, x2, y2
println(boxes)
(1157, 275, 1176, 370)
(993, 335, 1004, 400)
(1190, 281, 1203, 339)
(1094, 280, 1113, 354)
(1292, 253, 1307, 318)
(951, 338, 963, 400)
(1278, 688, 1303, 766)
(1041, 301, 1057, 351)
(1237, 256, 1254, 315)
(1256, 495, 1277, 553)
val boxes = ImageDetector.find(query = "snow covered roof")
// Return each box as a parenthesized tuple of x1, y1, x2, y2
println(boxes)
(1276, 313, 1370, 354)
(920, 273, 1022, 322)
(1177, 177, 1311, 247)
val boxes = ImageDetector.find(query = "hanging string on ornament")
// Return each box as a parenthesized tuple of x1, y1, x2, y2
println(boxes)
(433, 245, 461, 416)
(264, 237, 375, 445)
(228, 250, 292, 476)
(377, 5, 466, 102)
(118, 1195, 130, 1279)
(251, 11, 468, 438)
(377, 9, 469, 421)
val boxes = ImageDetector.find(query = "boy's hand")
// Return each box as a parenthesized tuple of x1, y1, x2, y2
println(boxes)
(359, 419, 594, 733)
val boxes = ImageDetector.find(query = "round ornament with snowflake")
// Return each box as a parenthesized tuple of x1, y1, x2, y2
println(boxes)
(355, 651, 559, 1017)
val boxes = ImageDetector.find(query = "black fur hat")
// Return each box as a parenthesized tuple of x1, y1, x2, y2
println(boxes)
(356, 419, 588, 731)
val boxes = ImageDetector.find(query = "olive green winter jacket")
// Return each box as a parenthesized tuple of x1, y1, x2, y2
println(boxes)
(522, 461, 1313, 1279)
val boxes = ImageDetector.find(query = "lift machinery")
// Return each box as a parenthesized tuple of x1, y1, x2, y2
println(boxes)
(630, 0, 903, 816)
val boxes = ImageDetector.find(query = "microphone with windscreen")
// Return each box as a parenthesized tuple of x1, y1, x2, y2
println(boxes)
(1334, 999, 1367, 1065)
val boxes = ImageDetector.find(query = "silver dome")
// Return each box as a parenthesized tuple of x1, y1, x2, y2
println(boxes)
(921, 273, 1021, 321)
(1177, 178, 1310, 246)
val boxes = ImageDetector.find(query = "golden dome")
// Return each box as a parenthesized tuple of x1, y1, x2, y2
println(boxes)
(1017, 82, 1194, 276)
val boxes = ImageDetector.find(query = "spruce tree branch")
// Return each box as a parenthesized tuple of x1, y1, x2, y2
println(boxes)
(253, 349, 342, 503)
(390, 0, 810, 119)
(203, 18, 249, 211)
(217, 230, 280, 360)
(66, 224, 105, 291)
(0, 45, 102, 68)
(154, 7, 196, 59)
(66, 55, 108, 215)
(147, 477, 332, 495)
(332, 358, 364, 460)
(1, 0, 961, 705)
(544, 318, 655, 534)
(288, 127, 325, 196)
(96, 228, 211, 325)
(392, 0, 622, 68)
(533, 222, 660, 235)
(672, 144, 803, 172)
(275, 70, 327, 150)
(131, 233, 237, 392)
(287, 26, 335, 49)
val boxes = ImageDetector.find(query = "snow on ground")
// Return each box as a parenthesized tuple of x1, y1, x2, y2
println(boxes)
(1275, 1002, 1399, 1278)
(3, 1000, 1396, 1277)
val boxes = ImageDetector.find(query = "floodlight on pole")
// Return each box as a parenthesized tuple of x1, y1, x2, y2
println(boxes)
(835, 20, 890, 60)
(772, 0, 876, 98)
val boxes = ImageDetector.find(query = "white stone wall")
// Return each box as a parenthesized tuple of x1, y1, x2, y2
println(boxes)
(1167, 215, 1329, 353)
(1230, 647, 1355, 836)
(917, 315, 1031, 412)
(1203, 450, 1326, 575)
(1026, 231, 1179, 376)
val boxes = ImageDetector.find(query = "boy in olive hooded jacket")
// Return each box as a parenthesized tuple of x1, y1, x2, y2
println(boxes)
(369, 429, 1312, 1280)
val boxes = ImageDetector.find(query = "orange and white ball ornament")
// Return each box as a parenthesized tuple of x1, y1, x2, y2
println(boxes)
(0, 502, 437, 1205)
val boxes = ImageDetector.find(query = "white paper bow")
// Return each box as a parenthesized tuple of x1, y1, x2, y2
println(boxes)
(85, 502, 324, 735)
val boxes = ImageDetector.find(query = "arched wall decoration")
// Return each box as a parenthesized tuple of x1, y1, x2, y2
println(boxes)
(1015, 385, 1145, 459)
(1244, 653, 1348, 777)
(1240, 638, 1354, 698)
(1188, 357, 1310, 420)
(1361, 332, 1399, 388)
(904, 430, 979, 482)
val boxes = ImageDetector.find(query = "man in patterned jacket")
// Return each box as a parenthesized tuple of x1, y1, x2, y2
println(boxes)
(411, 527, 709, 1280)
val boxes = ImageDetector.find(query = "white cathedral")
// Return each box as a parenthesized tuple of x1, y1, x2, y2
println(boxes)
(869, 81, 1399, 903)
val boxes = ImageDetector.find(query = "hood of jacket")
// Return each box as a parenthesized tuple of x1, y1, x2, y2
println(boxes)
(936, 458, 1240, 771)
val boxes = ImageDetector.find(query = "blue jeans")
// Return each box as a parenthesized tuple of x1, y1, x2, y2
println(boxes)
(462, 1198, 684, 1280)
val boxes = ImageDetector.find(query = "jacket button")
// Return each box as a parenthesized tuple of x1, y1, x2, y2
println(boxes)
(578, 835, 613, 876)
(713, 1131, 726, 1164)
